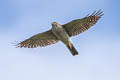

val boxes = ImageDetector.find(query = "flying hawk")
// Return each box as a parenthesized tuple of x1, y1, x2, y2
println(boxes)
(17, 10, 103, 56)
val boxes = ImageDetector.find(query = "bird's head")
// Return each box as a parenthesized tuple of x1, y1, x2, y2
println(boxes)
(52, 22, 59, 29)
(52, 22, 62, 30)
(52, 22, 57, 26)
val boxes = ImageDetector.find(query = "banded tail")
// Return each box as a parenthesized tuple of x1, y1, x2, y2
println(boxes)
(66, 41, 78, 56)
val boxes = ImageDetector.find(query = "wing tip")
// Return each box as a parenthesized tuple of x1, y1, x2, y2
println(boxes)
(11, 41, 21, 48)
(85, 9, 104, 18)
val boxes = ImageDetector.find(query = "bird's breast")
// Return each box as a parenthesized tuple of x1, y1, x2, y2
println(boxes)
(52, 26, 70, 44)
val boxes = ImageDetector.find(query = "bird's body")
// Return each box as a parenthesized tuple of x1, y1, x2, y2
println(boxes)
(52, 22, 78, 55)
(52, 22, 69, 44)
(17, 10, 103, 56)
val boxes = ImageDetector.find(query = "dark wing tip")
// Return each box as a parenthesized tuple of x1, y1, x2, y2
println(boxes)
(16, 41, 26, 48)
(94, 9, 104, 17)
(85, 9, 104, 18)
(11, 41, 21, 48)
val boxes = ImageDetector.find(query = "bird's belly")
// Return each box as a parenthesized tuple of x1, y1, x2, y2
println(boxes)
(52, 28, 70, 44)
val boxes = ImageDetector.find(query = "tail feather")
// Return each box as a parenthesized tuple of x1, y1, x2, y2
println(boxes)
(66, 42, 78, 56)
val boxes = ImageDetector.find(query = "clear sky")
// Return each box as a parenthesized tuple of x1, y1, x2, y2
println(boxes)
(0, 0, 120, 80)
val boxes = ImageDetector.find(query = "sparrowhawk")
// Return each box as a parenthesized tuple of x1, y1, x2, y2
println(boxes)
(17, 10, 103, 56)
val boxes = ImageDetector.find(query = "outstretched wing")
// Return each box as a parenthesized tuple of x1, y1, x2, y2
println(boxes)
(63, 10, 103, 37)
(17, 29, 59, 48)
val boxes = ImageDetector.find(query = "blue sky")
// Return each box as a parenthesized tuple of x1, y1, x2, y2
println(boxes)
(0, 0, 120, 80)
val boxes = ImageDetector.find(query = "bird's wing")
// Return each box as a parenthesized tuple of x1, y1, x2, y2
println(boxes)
(17, 29, 59, 48)
(63, 10, 103, 37)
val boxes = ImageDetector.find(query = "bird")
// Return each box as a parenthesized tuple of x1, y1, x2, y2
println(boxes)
(17, 10, 103, 56)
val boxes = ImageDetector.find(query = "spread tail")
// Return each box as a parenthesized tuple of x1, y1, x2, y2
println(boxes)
(66, 42, 78, 56)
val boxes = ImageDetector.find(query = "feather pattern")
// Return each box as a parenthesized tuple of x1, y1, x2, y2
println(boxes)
(63, 9, 104, 37)
(17, 30, 59, 48)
